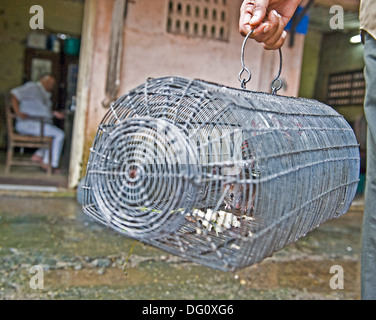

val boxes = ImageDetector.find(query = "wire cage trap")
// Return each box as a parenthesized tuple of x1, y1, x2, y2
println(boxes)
(83, 38, 360, 272)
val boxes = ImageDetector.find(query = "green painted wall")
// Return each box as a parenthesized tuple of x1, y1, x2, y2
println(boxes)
(314, 30, 364, 123)
(299, 29, 322, 100)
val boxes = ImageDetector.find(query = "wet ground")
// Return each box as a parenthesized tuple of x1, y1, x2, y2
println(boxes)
(0, 190, 364, 300)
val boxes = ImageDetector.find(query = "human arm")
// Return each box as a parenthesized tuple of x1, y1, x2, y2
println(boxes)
(239, 0, 302, 50)
(10, 94, 29, 119)
(53, 110, 65, 120)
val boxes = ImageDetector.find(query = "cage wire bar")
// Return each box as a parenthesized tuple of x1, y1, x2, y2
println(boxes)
(82, 76, 360, 272)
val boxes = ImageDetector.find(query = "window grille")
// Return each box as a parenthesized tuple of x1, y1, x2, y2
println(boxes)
(167, 0, 229, 41)
(327, 70, 365, 107)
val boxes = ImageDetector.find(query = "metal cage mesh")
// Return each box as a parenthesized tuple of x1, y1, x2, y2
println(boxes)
(83, 77, 360, 271)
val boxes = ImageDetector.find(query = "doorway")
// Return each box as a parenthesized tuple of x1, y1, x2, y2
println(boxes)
(0, 0, 85, 190)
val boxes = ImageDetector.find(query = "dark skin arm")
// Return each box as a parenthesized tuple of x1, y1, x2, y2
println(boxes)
(239, 0, 302, 50)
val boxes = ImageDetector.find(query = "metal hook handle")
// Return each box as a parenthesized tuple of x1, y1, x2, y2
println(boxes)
(238, 29, 283, 95)
(238, 29, 254, 89)
(271, 46, 283, 94)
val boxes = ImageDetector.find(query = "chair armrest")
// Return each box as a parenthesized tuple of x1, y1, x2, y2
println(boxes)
(12, 114, 49, 138)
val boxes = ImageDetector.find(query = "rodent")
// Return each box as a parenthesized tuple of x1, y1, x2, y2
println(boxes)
(223, 180, 255, 212)
(223, 139, 258, 212)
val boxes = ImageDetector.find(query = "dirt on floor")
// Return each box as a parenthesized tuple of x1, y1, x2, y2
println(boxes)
(0, 191, 364, 300)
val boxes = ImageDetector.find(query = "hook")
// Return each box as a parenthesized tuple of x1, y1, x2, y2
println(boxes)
(238, 29, 283, 94)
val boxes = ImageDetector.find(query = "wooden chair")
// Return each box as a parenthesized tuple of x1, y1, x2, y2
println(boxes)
(4, 95, 53, 176)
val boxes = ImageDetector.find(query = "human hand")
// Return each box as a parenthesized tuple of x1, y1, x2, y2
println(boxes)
(16, 112, 29, 119)
(53, 111, 65, 120)
(239, 0, 301, 50)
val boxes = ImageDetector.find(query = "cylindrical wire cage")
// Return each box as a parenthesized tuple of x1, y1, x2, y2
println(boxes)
(83, 76, 359, 271)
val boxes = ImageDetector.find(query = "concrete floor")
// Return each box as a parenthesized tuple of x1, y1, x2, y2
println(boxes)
(0, 151, 68, 189)
(0, 189, 364, 300)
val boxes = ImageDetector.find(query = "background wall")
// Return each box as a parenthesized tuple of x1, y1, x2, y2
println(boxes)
(299, 28, 323, 100)
(315, 31, 364, 123)
(82, 0, 306, 144)
(300, 28, 365, 123)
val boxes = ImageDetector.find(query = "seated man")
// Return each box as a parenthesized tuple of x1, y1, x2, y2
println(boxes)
(10, 73, 65, 174)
